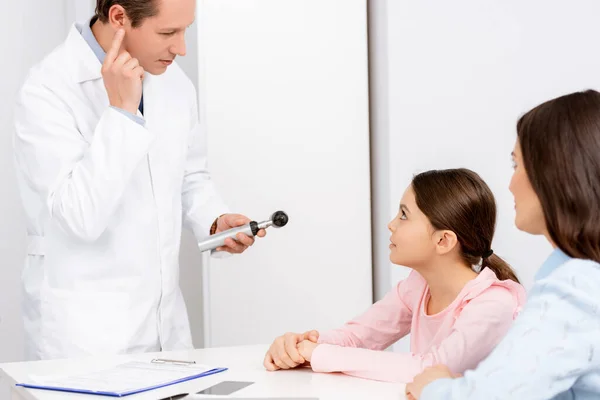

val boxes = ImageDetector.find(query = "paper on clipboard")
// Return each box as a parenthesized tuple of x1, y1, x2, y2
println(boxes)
(18, 361, 227, 397)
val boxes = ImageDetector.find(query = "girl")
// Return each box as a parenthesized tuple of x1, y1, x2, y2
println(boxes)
(407, 90, 600, 399)
(264, 168, 526, 383)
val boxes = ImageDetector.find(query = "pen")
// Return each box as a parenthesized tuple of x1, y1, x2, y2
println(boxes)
(151, 358, 196, 365)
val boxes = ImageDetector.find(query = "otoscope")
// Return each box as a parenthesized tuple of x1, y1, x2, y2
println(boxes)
(197, 211, 289, 252)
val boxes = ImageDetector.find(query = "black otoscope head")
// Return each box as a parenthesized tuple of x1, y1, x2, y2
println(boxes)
(271, 211, 289, 227)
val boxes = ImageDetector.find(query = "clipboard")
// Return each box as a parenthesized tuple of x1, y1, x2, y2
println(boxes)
(16, 358, 228, 397)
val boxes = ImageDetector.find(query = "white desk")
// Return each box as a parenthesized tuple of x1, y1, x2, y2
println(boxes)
(0, 345, 406, 400)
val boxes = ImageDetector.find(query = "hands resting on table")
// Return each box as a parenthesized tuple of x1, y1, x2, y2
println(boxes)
(263, 330, 320, 371)
(263, 331, 459, 400)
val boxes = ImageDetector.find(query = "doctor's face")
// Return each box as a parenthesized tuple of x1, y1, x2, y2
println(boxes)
(123, 0, 195, 75)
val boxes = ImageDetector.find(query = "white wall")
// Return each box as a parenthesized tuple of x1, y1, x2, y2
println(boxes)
(0, 0, 72, 363)
(174, 20, 207, 348)
(63, 0, 95, 24)
(197, 0, 373, 346)
(368, 0, 600, 351)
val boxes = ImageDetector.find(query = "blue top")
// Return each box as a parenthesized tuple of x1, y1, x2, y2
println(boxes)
(79, 19, 145, 125)
(422, 248, 600, 399)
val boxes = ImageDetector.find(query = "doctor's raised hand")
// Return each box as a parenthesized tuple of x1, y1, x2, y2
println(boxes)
(101, 29, 144, 115)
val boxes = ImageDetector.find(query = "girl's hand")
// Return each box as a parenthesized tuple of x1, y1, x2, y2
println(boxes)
(297, 340, 320, 363)
(263, 330, 319, 371)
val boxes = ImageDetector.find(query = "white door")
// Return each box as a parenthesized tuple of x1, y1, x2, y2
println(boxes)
(197, 0, 373, 346)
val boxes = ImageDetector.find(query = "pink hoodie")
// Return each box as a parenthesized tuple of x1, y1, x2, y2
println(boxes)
(311, 268, 526, 383)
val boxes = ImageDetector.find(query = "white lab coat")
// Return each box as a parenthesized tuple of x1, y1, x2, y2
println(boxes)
(13, 23, 229, 360)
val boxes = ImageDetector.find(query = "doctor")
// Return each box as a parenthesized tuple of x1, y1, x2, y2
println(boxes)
(14, 0, 265, 360)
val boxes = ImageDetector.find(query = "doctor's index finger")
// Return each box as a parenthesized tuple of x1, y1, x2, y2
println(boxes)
(105, 29, 125, 65)
(226, 214, 250, 227)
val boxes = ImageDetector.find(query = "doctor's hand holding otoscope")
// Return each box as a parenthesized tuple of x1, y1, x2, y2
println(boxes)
(200, 211, 289, 254)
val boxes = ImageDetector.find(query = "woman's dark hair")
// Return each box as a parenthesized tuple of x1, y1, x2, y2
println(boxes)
(517, 90, 600, 262)
(412, 169, 520, 283)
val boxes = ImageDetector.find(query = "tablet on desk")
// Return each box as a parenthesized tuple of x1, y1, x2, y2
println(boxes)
(194, 380, 319, 399)
(196, 381, 254, 395)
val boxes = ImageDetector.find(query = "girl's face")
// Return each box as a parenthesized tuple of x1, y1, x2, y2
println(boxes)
(509, 141, 547, 235)
(388, 186, 438, 267)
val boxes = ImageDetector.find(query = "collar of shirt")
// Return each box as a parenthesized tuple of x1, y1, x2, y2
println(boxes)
(534, 248, 571, 281)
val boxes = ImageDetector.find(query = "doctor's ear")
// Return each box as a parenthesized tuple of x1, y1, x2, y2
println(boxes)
(107, 5, 129, 29)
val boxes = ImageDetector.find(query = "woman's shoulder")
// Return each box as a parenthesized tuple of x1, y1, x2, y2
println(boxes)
(556, 257, 600, 272)
(545, 257, 600, 292)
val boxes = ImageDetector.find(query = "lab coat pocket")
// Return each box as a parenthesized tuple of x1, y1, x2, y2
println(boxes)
(40, 287, 130, 358)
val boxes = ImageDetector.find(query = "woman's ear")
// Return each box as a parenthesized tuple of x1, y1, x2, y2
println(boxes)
(433, 230, 459, 256)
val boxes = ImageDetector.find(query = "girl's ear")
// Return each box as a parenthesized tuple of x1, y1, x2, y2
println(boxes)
(433, 230, 459, 255)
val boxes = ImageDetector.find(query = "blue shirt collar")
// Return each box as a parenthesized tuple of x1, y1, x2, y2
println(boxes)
(535, 248, 572, 281)
(80, 18, 106, 65)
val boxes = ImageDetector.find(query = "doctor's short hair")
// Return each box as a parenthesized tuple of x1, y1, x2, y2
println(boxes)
(95, 0, 159, 28)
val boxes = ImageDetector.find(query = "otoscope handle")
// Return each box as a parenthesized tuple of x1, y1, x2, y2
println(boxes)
(197, 222, 259, 253)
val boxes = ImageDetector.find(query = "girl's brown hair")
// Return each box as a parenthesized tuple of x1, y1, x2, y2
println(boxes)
(412, 169, 519, 283)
